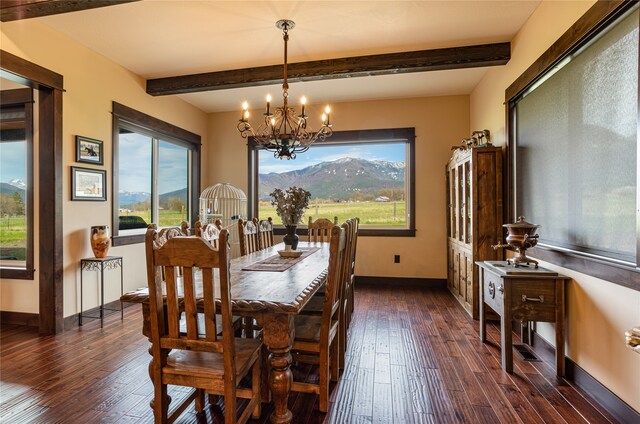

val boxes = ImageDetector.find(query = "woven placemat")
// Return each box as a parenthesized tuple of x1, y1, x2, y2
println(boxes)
(242, 247, 321, 272)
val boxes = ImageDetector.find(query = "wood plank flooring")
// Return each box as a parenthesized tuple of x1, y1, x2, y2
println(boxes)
(0, 286, 618, 423)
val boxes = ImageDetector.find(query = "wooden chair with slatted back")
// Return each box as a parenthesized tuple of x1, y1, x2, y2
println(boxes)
(195, 219, 222, 249)
(145, 225, 261, 424)
(258, 217, 274, 249)
(238, 218, 261, 256)
(307, 216, 338, 243)
(291, 224, 346, 412)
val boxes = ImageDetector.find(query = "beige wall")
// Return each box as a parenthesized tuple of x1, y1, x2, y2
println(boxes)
(0, 20, 209, 317)
(207, 96, 470, 279)
(470, 0, 640, 411)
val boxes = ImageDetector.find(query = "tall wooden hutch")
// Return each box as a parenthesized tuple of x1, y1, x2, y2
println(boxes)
(446, 146, 502, 319)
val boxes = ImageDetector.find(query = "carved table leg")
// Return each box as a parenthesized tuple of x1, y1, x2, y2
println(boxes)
(263, 313, 294, 424)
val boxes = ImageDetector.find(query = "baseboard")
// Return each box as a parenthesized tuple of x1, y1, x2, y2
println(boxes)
(63, 300, 132, 330)
(355, 276, 447, 288)
(0, 310, 39, 327)
(512, 322, 640, 423)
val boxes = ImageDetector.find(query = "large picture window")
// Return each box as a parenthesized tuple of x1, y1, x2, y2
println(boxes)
(507, 2, 639, 287)
(112, 102, 200, 245)
(249, 128, 415, 236)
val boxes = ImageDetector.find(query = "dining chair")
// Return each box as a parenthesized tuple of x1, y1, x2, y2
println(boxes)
(238, 218, 261, 256)
(195, 219, 222, 248)
(291, 224, 346, 412)
(258, 217, 274, 249)
(145, 225, 261, 424)
(307, 216, 338, 243)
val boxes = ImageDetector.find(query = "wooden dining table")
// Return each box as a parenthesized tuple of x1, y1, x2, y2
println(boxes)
(120, 241, 329, 424)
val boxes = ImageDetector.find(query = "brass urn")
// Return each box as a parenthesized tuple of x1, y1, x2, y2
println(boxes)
(493, 216, 540, 268)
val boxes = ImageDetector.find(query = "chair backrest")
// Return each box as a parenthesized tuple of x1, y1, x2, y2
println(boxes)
(238, 218, 260, 256)
(320, 225, 347, 337)
(145, 225, 235, 373)
(195, 219, 222, 248)
(258, 217, 275, 249)
(308, 217, 338, 243)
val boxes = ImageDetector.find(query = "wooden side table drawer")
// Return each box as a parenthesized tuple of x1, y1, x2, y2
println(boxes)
(482, 272, 504, 316)
(511, 280, 556, 322)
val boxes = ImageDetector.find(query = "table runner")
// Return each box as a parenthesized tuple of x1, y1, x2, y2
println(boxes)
(242, 247, 321, 272)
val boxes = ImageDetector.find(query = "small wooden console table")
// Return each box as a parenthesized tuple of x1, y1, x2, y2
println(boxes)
(477, 261, 570, 376)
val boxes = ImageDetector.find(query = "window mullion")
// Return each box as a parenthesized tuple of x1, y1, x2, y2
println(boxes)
(152, 137, 159, 226)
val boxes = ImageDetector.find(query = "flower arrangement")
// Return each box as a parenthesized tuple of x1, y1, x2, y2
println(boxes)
(270, 186, 311, 226)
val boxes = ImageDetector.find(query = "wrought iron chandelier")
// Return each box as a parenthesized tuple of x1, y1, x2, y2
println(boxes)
(237, 19, 333, 160)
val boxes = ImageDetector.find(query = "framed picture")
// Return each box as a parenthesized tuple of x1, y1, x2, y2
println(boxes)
(71, 167, 106, 201)
(76, 135, 103, 165)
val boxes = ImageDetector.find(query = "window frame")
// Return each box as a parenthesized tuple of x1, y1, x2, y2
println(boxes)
(0, 87, 34, 279)
(111, 102, 201, 246)
(248, 127, 416, 237)
(505, 1, 639, 291)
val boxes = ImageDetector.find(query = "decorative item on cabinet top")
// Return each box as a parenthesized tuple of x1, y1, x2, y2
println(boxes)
(454, 129, 492, 150)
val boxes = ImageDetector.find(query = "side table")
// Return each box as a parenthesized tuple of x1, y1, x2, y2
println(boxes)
(477, 260, 570, 376)
(79, 256, 123, 328)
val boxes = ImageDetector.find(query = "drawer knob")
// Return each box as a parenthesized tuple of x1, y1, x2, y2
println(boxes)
(497, 285, 504, 294)
(488, 281, 495, 298)
(522, 294, 544, 303)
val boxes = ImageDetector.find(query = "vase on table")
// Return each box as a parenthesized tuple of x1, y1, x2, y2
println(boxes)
(283, 225, 299, 250)
(90, 225, 111, 258)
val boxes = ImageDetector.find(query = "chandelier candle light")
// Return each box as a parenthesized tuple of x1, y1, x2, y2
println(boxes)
(237, 19, 333, 160)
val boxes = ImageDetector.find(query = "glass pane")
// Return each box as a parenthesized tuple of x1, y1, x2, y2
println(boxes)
(0, 139, 27, 265)
(516, 9, 638, 263)
(258, 143, 407, 227)
(158, 140, 189, 228)
(118, 129, 152, 232)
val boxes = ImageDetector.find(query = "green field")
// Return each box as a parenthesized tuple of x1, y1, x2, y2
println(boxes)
(121, 210, 187, 228)
(259, 201, 406, 226)
(0, 215, 27, 260)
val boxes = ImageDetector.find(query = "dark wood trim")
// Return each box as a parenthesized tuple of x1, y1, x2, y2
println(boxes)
(111, 102, 201, 245)
(0, 50, 63, 91)
(147, 43, 511, 96)
(505, 1, 633, 101)
(38, 87, 63, 334)
(0, 0, 139, 22)
(504, 1, 640, 291)
(355, 276, 447, 288)
(0, 87, 34, 280)
(248, 127, 416, 236)
(511, 322, 640, 424)
(62, 299, 133, 330)
(0, 310, 38, 327)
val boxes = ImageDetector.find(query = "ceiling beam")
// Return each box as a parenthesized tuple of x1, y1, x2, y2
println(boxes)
(146, 42, 510, 96)
(0, 0, 139, 22)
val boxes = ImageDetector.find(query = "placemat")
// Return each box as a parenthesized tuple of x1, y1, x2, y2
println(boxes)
(242, 247, 321, 272)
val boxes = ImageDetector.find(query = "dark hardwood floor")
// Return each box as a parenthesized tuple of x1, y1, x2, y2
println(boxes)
(0, 286, 617, 423)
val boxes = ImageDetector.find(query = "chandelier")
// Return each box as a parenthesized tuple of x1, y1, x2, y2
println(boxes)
(237, 19, 333, 160)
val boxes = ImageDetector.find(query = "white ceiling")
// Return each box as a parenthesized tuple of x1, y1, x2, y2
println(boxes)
(33, 0, 541, 113)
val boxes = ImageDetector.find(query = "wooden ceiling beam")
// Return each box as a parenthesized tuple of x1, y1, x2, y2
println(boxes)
(146, 42, 510, 96)
(0, 0, 139, 22)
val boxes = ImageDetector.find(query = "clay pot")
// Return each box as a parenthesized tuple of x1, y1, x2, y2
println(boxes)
(90, 225, 111, 258)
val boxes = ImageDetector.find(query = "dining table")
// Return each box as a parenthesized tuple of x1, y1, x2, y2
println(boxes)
(120, 241, 329, 424)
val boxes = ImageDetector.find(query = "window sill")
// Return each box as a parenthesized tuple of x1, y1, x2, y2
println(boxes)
(112, 234, 145, 246)
(273, 227, 415, 237)
(0, 268, 35, 280)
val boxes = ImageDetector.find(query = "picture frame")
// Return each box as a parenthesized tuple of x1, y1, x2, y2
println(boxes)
(71, 167, 106, 201)
(76, 135, 103, 165)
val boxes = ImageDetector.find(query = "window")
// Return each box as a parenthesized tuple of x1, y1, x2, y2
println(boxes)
(248, 128, 415, 236)
(0, 84, 34, 278)
(112, 102, 200, 245)
(507, 2, 639, 287)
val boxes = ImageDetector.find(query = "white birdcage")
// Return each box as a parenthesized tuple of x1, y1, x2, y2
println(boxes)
(199, 183, 247, 257)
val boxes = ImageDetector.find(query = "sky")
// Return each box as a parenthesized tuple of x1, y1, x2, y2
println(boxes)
(259, 142, 406, 174)
(119, 132, 188, 194)
(0, 141, 26, 183)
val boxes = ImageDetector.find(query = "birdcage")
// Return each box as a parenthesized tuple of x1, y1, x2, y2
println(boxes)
(199, 183, 247, 257)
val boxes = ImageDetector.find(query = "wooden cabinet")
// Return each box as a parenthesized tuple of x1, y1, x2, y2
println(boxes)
(446, 146, 502, 319)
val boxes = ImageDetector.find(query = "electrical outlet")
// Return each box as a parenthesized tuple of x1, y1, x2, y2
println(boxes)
(394, 255, 400, 263)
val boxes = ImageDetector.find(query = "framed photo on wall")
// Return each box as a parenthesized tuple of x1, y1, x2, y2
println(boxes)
(71, 167, 106, 201)
(76, 135, 103, 165)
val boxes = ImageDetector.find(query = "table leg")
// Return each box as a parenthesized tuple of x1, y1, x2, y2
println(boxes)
(479, 269, 486, 342)
(263, 313, 294, 424)
(80, 264, 84, 326)
(100, 264, 105, 328)
(555, 280, 565, 377)
(502, 282, 513, 373)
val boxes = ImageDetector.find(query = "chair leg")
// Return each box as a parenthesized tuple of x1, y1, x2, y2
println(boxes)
(320, 347, 330, 413)
(251, 358, 262, 419)
(208, 394, 219, 405)
(152, 383, 169, 423)
(195, 389, 205, 413)
(339, 306, 347, 370)
(224, 381, 237, 424)
(330, 336, 340, 382)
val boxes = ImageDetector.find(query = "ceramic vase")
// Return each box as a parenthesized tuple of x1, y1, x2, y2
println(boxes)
(90, 225, 111, 258)
(283, 225, 299, 250)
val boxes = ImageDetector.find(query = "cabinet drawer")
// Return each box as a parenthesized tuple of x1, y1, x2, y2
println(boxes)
(511, 280, 557, 322)
(482, 272, 503, 316)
